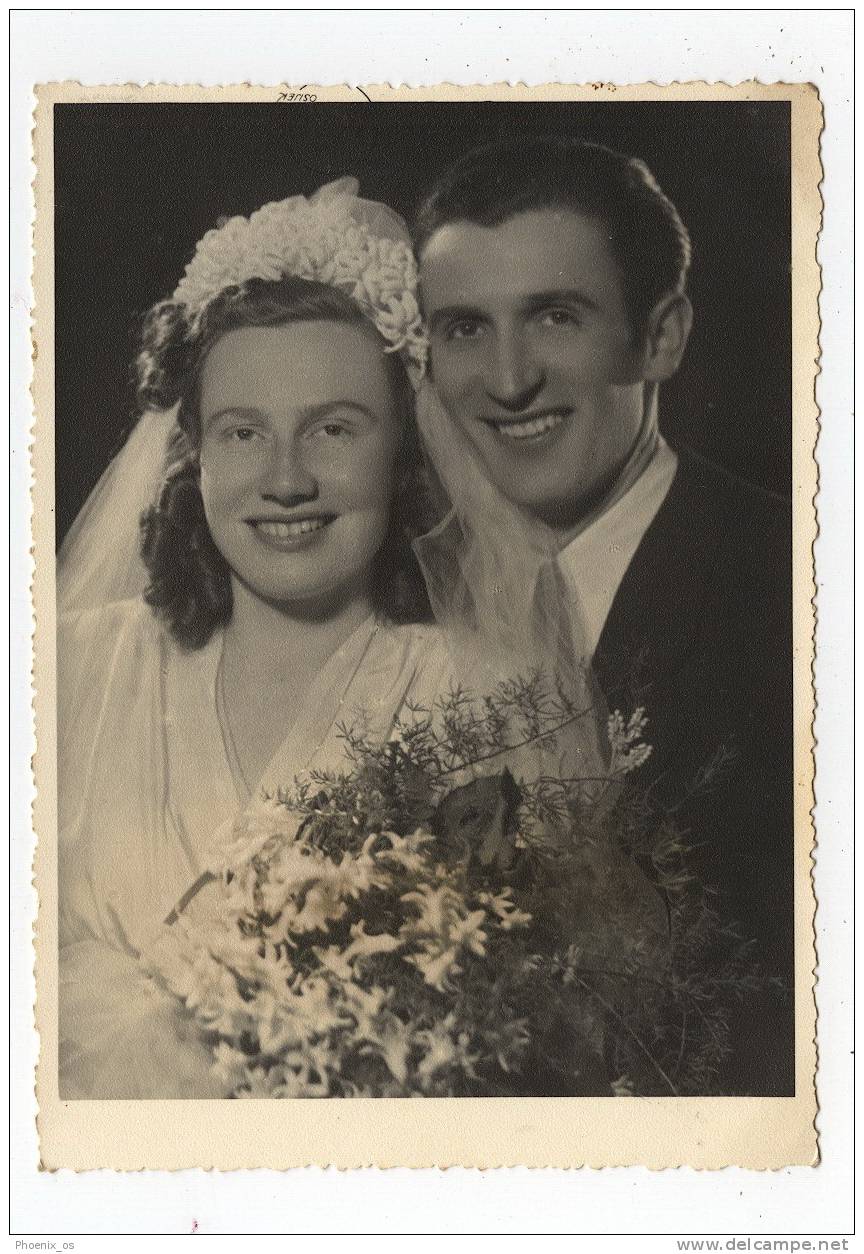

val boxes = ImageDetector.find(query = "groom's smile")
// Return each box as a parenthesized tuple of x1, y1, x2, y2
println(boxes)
(197, 321, 403, 611)
(419, 208, 653, 534)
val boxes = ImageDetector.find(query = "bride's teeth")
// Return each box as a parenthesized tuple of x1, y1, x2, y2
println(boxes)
(496, 411, 565, 440)
(256, 518, 327, 538)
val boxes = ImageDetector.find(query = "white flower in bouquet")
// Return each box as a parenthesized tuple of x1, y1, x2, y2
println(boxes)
(171, 188, 427, 381)
(144, 680, 758, 1098)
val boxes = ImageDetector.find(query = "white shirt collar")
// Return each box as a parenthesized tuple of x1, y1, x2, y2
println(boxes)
(557, 437, 679, 660)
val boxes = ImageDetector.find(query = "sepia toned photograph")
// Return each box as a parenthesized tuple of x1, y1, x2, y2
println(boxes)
(31, 81, 820, 1170)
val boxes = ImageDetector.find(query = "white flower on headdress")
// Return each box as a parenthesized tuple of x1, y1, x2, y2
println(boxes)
(172, 180, 427, 385)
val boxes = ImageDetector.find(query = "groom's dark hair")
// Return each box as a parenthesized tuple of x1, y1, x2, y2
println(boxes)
(414, 135, 692, 337)
(137, 277, 433, 648)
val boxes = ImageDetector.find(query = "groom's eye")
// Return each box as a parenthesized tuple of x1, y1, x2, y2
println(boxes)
(213, 423, 264, 444)
(537, 307, 581, 328)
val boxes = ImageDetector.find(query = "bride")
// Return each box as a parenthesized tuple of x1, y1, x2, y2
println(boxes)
(57, 181, 458, 1097)
(57, 180, 609, 1098)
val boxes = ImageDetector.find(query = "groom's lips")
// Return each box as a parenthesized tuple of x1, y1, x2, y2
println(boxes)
(479, 407, 571, 444)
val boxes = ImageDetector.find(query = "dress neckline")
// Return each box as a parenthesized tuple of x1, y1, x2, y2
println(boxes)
(164, 612, 424, 875)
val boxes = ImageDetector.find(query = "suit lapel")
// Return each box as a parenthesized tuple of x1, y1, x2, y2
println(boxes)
(593, 451, 716, 708)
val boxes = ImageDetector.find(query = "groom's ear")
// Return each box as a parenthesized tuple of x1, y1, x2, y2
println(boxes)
(639, 293, 693, 382)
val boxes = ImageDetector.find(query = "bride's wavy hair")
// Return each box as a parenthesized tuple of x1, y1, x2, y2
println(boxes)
(137, 276, 433, 649)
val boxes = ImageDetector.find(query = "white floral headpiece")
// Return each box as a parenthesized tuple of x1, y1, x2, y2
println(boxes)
(171, 177, 428, 385)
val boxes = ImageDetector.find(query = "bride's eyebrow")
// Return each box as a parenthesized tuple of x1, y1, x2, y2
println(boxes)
(201, 405, 263, 430)
(298, 401, 379, 424)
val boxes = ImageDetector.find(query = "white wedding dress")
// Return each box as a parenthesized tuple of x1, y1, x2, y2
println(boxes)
(58, 597, 452, 1098)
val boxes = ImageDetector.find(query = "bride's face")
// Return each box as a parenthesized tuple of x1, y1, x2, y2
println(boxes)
(197, 320, 403, 613)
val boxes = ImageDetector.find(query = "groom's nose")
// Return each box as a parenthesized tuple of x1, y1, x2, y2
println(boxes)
(259, 437, 318, 502)
(483, 331, 545, 412)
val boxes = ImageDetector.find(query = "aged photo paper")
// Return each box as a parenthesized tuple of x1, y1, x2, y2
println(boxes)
(32, 80, 821, 1170)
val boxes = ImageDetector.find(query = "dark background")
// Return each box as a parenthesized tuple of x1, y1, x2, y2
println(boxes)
(54, 100, 791, 544)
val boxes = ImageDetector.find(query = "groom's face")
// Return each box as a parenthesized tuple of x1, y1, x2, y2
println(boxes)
(420, 209, 650, 533)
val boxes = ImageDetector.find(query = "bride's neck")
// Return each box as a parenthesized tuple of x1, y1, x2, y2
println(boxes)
(222, 578, 374, 685)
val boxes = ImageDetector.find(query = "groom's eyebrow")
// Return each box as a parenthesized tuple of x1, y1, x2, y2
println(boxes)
(426, 289, 601, 332)
(522, 288, 601, 314)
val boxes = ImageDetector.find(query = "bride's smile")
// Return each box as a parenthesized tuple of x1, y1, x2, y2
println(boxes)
(55, 185, 447, 1102)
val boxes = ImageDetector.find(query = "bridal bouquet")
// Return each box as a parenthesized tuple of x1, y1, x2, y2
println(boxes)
(143, 678, 751, 1097)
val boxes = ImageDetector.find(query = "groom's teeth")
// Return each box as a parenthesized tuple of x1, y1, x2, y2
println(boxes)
(256, 518, 327, 538)
(494, 411, 565, 441)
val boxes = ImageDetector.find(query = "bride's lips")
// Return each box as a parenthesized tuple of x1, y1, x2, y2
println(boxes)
(480, 408, 571, 444)
(246, 513, 336, 551)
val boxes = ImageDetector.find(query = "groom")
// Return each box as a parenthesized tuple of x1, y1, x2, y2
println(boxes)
(414, 135, 794, 1094)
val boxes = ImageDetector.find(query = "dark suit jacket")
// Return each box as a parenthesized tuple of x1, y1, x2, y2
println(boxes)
(593, 445, 794, 1095)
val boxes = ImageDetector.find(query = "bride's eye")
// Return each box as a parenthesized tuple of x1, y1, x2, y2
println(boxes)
(446, 318, 485, 342)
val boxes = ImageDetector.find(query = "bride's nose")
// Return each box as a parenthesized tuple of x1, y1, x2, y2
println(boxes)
(259, 436, 318, 502)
